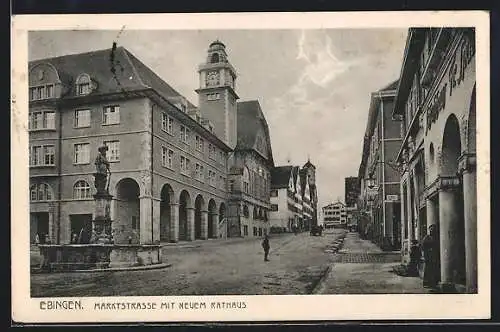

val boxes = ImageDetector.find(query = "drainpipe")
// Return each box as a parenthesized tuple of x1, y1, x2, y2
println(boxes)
(380, 92, 386, 247)
(150, 102, 154, 245)
(57, 100, 62, 244)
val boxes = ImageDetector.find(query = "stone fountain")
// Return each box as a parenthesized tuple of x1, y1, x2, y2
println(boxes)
(38, 145, 163, 272)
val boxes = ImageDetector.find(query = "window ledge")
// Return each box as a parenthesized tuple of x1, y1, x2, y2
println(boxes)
(102, 123, 120, 126)
(73, 126, 91, 129)
(73, 162, 90, 166)
(30, 165, 56, 168)
(29, 128, 57, 132)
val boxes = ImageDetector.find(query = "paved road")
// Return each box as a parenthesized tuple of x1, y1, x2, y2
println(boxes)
(31, 229, 346, 297)
(316, 232, 427, 294)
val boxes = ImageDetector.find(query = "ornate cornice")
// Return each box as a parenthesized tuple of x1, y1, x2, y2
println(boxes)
(437, 175, 461, 191)
(458, 153, 476, 174)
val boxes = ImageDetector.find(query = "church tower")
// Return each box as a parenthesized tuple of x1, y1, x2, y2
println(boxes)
(196, 40, 239, 149)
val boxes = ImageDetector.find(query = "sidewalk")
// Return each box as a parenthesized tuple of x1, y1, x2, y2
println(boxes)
(317, 232, 429, 294)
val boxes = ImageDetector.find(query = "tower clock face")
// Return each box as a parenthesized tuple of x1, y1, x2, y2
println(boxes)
(206, 71, 220, 86)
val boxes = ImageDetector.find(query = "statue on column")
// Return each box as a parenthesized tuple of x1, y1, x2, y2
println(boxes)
(94, 145, 111, 195)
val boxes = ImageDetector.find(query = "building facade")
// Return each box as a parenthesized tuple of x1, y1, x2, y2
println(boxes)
(393, 28, 476, 293)
(29, 40, 276, 245)
(29, 47, 232, 245)
(322, 201, 346, 229)
(357, 80, 403, 250)
(302, 160, 319, 227)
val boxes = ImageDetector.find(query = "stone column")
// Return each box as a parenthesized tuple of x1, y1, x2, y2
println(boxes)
(139, 196, 153, 244)
(186, 207, 195, 241)
(201, 210, 209, 240)
(47, 204, 55, 244)
(460, 153, 477, 293)
(406, 182, 413, 243)
(426, 197, 438, 229)
(169, 203, 179, 243)
(152, 198, 161, 244)
(438, 176, 462, 291)
(211, 213, 219, 238)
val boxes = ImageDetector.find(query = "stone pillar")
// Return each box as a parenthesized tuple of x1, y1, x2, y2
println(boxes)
(211, 213, 219, 238)
(47, 205, 55, 244)
(406, 183, 413, 242)
(152, 198, 161, 244)
(438, 176, 462, 291)
(139, 196, 153, 244)
(201, 210, 209, 240)
(426, 197, 438, 229)
(169, 203, 179, 243)
(460, 153, 477, 293)
(186, 207, 195, 241)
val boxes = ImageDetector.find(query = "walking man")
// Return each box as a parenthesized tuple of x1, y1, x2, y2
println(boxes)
(262, 234, 270, 262)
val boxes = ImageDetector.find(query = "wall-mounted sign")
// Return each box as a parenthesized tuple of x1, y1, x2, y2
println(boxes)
(386, 194, 399, 201)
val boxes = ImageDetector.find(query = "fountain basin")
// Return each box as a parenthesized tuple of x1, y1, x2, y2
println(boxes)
(38, 244, 163, 272)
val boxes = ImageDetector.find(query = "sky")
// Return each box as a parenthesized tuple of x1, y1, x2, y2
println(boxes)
(29, 28, 408, 208)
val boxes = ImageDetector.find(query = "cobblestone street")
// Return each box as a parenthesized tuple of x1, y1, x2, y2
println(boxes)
(31, 229, 346, 297)
(316, 232, 428, 294)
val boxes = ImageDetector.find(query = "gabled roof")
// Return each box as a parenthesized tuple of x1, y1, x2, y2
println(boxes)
(236, 100, 275, 166)
(270, 165, 293, 189)
(299, 168, 308, 198)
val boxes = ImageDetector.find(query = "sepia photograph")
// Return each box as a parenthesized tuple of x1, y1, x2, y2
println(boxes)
(11, 11, 490, 322)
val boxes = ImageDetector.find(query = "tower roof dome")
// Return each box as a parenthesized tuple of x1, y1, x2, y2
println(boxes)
(209, 40, 226, 50)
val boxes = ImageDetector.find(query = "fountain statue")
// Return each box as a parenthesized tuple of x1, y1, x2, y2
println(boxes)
(37, 145, 163, 272)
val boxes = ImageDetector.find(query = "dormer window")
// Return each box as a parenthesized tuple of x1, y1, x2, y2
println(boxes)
(76, 74, 93, 96)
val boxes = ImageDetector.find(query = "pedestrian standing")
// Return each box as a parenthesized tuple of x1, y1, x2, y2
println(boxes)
(262, 234, 270, 262)
(421, 224, 440, 289)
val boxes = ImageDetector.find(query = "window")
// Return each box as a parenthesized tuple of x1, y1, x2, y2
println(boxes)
(270, 189, 278, 197)
(243, 225, 249, 236)
(73, 180, 92, 199)
(208, 170, 216, 187)
(219, 176, 225, 190)
(219, 151, 225, 165)
(104, 141, 120, 162)
(180, 125, 190, 144)
(162, 113, 173, 134)
(29, 110, 55, 130)
(271, 204, 278, 211)
(29, 145, 55, 166)
(74, 109, 91, 128)
(30, 183, 53, 201)
(180, 156, 190, 175)
(207, 93, 221, 101)
(29, 84, 55, 101)
(76, 74, 92, 96)
(103, 105, 120, 125)
(243, 167, 250, 194)
(229, 180, 235, 192)
(74, 143, 90, 164)
(208, 144, 216, 160)
(195, 136, 205, 152)
(195, 163, 204, 182)
(132, 216, 138, 230)
(253, 227, 258, 236)
(162, 147, 174, 169)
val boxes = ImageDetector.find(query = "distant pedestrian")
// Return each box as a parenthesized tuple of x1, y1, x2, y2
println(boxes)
(35, 233, 40, 245)
(262, 234, 270, 262)
(71, 233, 78, 244)
(421, 224, 440, 289)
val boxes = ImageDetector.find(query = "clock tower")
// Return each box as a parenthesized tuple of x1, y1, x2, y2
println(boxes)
(196, 40, 239, 149)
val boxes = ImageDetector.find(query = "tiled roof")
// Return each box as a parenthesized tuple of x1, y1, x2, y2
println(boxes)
(236, 100, 275, 166)
(270, 165, 293, 189)
(29, 46, 196, 109)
